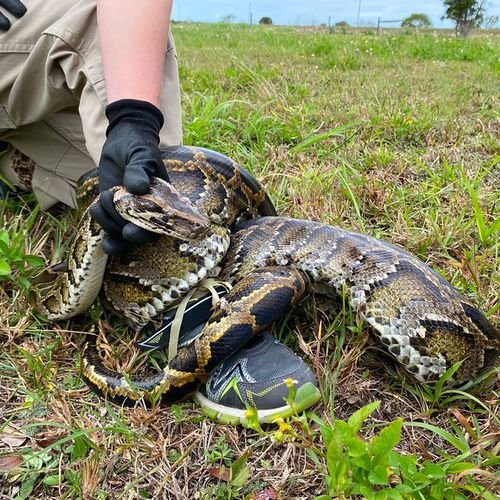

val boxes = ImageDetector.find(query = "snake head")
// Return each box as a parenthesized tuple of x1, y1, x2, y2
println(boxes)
(113, 178, 211, 240)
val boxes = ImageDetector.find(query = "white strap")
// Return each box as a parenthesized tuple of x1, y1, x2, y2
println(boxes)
(167, 278, 232, 362)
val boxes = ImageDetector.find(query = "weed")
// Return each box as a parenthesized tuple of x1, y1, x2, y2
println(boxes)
(205, 435, 233, 466)
(460, 170, 499, 247)
(308, 401, 497, 499)
(0, 208, 44, 291)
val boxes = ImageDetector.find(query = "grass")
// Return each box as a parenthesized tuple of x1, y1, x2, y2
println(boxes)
(1, 24, 499, 498)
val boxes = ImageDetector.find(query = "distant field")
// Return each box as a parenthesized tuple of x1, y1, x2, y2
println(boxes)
(1, 24, 499, 499)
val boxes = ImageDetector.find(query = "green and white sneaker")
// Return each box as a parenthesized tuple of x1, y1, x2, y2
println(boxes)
(193, 330, 321, 426)
(139, 288, 321, 426)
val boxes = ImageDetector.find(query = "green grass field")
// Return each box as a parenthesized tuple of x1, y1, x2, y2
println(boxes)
(1, 24, 499, 498)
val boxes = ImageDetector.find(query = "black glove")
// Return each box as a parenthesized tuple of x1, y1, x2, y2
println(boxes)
(0, 0, 26, 31)
(90, 99, 170, 255)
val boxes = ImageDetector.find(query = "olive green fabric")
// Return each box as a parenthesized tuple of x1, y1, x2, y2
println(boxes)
(0, 0, 182, 209)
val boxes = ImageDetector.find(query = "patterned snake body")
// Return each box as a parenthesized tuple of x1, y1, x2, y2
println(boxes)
(36, 146, 275, 326)
(34, 146, 499, 403)
(220, 217, 499, 383)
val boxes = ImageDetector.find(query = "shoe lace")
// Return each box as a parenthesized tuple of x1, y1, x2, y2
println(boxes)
(168, 278, 232, 361)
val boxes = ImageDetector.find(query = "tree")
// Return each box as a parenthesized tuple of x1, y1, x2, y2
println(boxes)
(401, 13, 432, 28)
(442, 0, 487, 37)
(334, 21, 350, 33)
(259, 16, 272, 25)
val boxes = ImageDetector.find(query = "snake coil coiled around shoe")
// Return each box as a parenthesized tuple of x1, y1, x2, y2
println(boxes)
(33, 146, 499, 404)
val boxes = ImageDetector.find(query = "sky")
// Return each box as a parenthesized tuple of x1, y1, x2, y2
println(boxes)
(173, 0, 500, 28)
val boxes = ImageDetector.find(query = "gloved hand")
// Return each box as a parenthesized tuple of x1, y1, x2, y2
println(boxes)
(0, 0, 26, 31)
(90, 99, 170, 255)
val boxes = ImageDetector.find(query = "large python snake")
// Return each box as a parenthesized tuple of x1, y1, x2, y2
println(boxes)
(33, 146, 499, 404)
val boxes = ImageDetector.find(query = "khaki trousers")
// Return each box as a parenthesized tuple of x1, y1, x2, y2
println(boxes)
(0, 0, 182, 209)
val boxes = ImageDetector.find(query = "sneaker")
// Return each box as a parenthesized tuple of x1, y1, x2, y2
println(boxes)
(193, 330, 321, 426)
(0, 142, 30, 199)
(137, 284, 229, 351)
(140, 287, 321, 425)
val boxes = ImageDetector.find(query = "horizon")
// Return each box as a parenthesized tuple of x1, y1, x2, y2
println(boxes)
(172, 0, 500, 29)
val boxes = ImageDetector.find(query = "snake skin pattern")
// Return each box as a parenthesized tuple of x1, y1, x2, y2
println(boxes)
(35, 146, 275, 323)
(220, 217, 499, 383)
(34, 146, 499, 404)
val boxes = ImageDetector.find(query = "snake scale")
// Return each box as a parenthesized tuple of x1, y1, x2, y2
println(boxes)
(34, 146, 499, 404)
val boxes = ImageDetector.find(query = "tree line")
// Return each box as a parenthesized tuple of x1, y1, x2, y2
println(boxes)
(231, 1, 498, 38)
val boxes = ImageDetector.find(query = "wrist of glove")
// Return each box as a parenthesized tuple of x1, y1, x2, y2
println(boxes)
(90, 98, 169, 255)
(0, 0, 27, 31)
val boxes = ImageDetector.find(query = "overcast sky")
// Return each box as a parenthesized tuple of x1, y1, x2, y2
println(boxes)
(173, 0, 500, 28)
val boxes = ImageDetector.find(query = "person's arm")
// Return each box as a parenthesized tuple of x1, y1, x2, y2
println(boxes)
(97, 0, 172, 106)
(91, 0, 174, 254)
